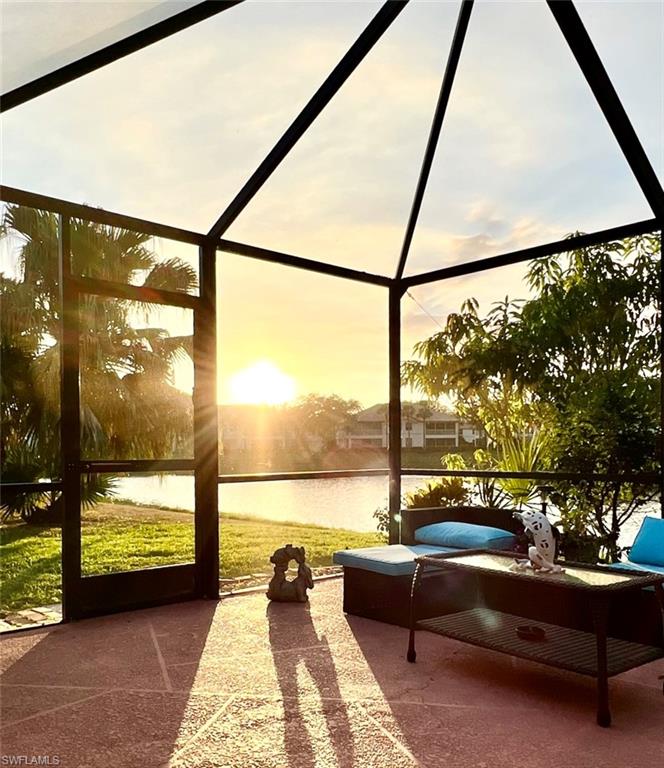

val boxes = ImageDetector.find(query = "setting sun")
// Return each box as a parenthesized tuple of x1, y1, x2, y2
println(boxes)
(228, 360, 297, 405)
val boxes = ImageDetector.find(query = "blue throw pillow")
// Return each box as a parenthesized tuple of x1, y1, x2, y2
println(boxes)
(414, 521, 517, 551)
(629, 516, 664, 567)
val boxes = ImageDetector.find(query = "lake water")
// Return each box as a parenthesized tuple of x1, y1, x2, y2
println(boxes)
(114, 474, 657, 545)
(115, 474, 410, 532)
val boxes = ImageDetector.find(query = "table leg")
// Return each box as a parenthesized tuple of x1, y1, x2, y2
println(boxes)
(407, 562, 423, 663)
(591, 595, 611, 727)
(653, 582, 664, 695)
(653, 582, 664, 643)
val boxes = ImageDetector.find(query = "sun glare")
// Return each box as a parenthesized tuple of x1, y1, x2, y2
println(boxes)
(228, 360, 297, 405)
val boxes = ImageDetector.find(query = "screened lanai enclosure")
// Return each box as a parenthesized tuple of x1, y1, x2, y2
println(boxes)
(1, 0, 662, 623)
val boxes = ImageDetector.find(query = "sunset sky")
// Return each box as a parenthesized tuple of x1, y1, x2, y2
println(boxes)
(2, 0, 661, 406)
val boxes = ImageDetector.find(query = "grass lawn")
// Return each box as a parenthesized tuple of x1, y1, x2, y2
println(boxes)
(0, 506, 384, 613)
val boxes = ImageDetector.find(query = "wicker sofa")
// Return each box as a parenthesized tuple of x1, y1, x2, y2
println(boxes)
(333, 506, 523, 627)
(334, 506, 663, 646)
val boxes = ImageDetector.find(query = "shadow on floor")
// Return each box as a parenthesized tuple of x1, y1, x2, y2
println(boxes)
(267, 600, 354, 768)
(345, 611, 664, 766)
(0, 599, 219, 767)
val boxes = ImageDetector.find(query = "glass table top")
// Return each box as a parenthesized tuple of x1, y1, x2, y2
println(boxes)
(423, 552, 649, 588)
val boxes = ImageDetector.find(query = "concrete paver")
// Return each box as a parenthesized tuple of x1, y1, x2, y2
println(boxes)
(1, 580, 663, 767)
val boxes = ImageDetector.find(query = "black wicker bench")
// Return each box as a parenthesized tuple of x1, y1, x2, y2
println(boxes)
(333, 506, 524, 627)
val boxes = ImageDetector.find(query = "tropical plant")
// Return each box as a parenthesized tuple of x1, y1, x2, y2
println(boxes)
(402, 297, 554, 447)
(545, 370, 660, 561)
(402, 234, 661, 560)
(495, 431, 547, 509)
(405, 478, 469, 509)
(1, 204, 197, 522)
(449, 449, 512, 509)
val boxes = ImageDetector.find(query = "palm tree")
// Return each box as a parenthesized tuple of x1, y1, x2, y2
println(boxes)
(1, 205, 197, 521)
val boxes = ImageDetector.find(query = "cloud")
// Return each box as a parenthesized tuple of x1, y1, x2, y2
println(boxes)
(2, 0, 660, 405)
(402, 210, 562, 278)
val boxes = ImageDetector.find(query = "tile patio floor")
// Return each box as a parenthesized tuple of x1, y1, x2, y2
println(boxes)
(1, 579, 663, 767)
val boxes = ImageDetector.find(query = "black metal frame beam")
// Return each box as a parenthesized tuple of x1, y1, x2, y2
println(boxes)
(2, 185, 394, 287)
(194, 240, 220, 598)
(78, 460, 195, 474)
(0, 482, 62, 493)
(548, 0, 664, 219)
(402, 218, 660, 288)
(218, 469, 389, 484)
(217, 239, 391, 287)
(395, 0, 473, 280)
(58, 215, 82, 620)
(207, 0, 409, 240)
(45, 212, 215, 619)
(75, 564, 197, 618)
(1, 185, 205, 245)
(1, 1, 245, 113)
(388, 283, 403, 544)
(401, 469, 661, 483)
(71, 276, 199, 310)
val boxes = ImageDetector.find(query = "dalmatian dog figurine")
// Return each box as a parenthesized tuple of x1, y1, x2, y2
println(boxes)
(511, 509, 564, 574)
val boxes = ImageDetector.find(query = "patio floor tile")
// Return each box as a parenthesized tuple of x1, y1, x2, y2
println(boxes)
(1, 579, 663, 767)
(0, 690, 228, 768)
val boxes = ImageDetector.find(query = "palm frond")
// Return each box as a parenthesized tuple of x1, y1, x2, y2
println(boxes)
(143, 258, 198, 294)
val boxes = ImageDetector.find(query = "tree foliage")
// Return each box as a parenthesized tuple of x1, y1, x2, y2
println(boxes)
(403, 234, 661, 559)
(402, 295, 553, 446)
(1, 205, 197, 520)
(290, 394, 362, 450)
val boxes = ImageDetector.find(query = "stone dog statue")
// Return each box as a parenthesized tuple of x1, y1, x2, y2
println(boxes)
(511, 509, 564, 574)
(267, 544, 314, 602)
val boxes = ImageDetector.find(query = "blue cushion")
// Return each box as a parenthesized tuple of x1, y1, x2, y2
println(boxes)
(414, 521, 517, 551)
(333, 544, 459, 576)
(609, 560, 664, 577)
(628, 516, 664, 567)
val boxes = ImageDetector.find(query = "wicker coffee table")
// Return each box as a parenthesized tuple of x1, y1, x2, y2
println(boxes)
(406, 550, 664, 727)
